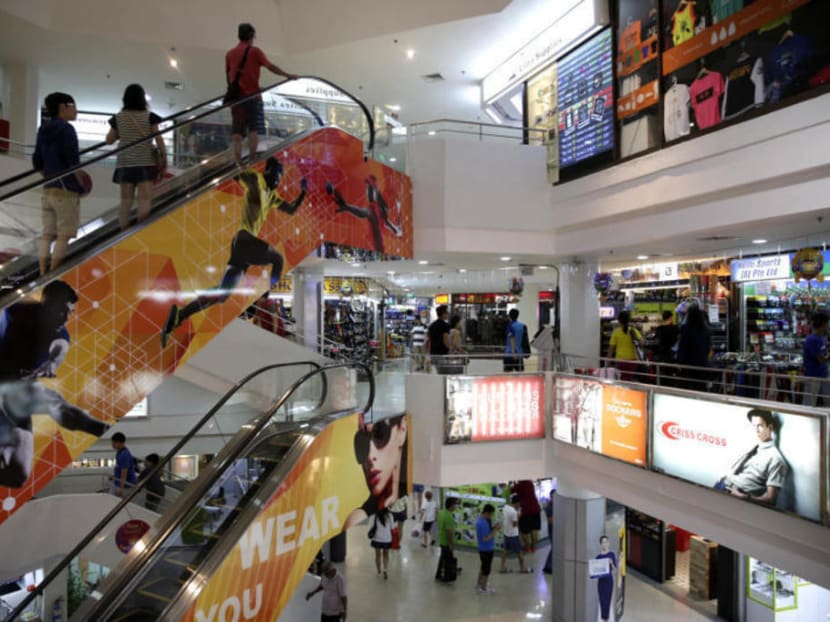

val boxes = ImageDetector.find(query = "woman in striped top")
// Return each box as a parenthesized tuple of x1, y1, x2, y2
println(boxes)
(105, 84, 167, 230)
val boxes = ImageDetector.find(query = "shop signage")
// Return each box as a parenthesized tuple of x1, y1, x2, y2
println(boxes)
(272, 78, 355, 104)
(730, 254, 790, 282)
(662, 0, 813, 75)
(323, 277, 368, 296)
(652, 393, 824, 522)
(445, 375, 545, 443)
(482, 0, 607, 102)
(552, 376, 647, 466)
(435, 294, 449, 305)
(70, 111, 113, 142)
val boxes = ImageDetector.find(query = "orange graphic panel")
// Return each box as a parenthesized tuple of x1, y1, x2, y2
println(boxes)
(0, 128, 412, 524)
(600, 386, 647, 466)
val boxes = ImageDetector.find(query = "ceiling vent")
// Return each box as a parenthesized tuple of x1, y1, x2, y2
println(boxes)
(421, 73, 445, 83)
(164, 81, 185, 91)
(696, 235, 741, 242)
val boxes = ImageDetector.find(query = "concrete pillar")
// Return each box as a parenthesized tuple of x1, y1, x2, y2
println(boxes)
(3, 62, 40, 152)
(291, 267, 323, 352)
(551, 481, 606, 622)
(558, 261, 601, 365)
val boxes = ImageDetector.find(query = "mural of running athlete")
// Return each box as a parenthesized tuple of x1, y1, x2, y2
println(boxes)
(0, 280, 109, 487)
(326, 175, 402, 253)
(161, 157, 307, 347)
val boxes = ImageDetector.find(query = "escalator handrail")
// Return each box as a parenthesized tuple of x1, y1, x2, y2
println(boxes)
(72, 361, 373, 622)
(5, 359, 327, 622)
(0, 74, 375, 199)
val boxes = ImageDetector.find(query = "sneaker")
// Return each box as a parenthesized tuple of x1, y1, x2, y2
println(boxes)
(486, 587, 496, 594)
(161, 305, 179, 348)
(475, 586, 486, 595)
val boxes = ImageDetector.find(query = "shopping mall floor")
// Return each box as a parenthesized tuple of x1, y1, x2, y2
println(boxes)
(336, 527, 718, 622)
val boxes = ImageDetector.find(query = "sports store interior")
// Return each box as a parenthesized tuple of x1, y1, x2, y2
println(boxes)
(1, 0, 830, 620)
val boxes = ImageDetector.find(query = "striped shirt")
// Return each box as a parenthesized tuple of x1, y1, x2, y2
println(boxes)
(411, 324, 426, 347)
(109, 111, 162, 168)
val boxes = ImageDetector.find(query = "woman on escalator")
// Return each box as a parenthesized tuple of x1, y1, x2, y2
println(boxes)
(106, 83, 167, 230)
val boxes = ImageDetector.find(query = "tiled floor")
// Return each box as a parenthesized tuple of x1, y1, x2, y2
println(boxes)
(338, 525, 721, 621)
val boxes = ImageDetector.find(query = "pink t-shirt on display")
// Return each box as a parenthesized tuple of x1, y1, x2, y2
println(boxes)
(689, 71, 725, 130)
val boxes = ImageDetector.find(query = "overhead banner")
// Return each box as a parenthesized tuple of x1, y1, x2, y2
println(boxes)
(445, 375, 545, 443)
(182, 412, 411, 621)
(652, 393, 824, 522)
(552, 376, 647, 466)
(0, 128, 413, 526)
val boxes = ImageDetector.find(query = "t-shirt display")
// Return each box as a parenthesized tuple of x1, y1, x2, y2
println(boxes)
(710, 0, 744, 24)
(689, 70, 725, 129)
(722, 56, 764, 120)
(558, 28, 614, 168)
(664, 82, 691, 141)
(672, 1, 696, 47)
(766, 33, 814, 103)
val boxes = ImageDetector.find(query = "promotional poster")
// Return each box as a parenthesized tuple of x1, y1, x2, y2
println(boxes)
(182, 412, 411, 622)
(652, 393, 824, 521)
(552, 376, 648, 467)
(0, 128, 413, 526)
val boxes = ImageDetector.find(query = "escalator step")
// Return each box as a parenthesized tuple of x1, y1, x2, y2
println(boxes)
(136, 576, 186, 602)
(110, 609, 160, 622)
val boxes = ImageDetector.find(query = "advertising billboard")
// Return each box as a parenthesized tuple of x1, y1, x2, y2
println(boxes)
(652, 394, 824, 522)
(445, 375, 545, 444)
(182, 412, 411, 621)
(552, 376, 647, 466)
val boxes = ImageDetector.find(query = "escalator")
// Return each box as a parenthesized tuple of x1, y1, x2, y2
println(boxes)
(0, 78, 412, 526)
(5, 360, 390, 621)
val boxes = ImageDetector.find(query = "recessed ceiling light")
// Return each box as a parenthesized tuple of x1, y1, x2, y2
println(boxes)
(389, 157, 397, 162)
(458, 268, 467, 273)
(385, 104, 401, 112)
(427, 130, 436, 136)
(169, 58, 178, 69)
(406, 49, 416, 60)
(752, 239, 767, 244)
(386, 271, 395, 275)
(637, 255, 649, 260)
(538, 265, 549, 270)
(500, 256, 512, 262)
(418, 260, 429, 265)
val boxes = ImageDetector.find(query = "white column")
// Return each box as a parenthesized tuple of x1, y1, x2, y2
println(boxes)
(558, 260, 601, 365)
(3, 62, 40, 152)
(291, 267, 323, 351)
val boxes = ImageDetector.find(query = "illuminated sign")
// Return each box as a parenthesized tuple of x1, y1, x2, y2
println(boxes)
(730, 254, 791, 282)
(482, 0, 608, 102)
(652, 393, 824, 522)
(445, 375, 545, 443)
(552, 376, 647, 466)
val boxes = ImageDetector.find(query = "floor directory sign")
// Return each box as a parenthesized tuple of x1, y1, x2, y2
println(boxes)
(558, 28, 615, 168)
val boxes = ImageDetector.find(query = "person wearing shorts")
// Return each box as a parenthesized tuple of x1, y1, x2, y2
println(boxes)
(500, 495, 531, 573)
(476, 504, 499, 594)
(419, 489, 437, 548)
(225, 23, 297, 163)
(32, 92, 87, 275)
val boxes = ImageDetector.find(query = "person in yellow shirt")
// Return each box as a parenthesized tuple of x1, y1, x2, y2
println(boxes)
(607, 310, 643, 381)
(161, 157, 306, 347)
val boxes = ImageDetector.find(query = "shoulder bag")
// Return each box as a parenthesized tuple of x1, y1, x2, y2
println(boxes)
(223, 45, 253, 104)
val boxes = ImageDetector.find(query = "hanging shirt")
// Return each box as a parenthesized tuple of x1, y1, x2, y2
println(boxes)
(710, 0, 743, 24)
(766, 34, 813, 103)
(689, 71, 725, 129)
(672, 3, 696, 47)
(722, 57, 764, 120)
(664, 83, 691, 142)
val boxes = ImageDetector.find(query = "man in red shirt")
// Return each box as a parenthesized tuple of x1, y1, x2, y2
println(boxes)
(226, 23, 297, 163)
(512, 480, 542, 553)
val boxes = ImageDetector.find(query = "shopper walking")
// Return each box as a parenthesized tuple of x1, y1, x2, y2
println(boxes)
(225, 23, 297, 163)
(802, 311, 829, 406)
(33, 92, 87, 275)
(427, 305, 451, 373)
(110, 432, 136, 498)
(306, 561, 347, 622)
(419, 489, 437, 547)
(500, 495, 530, 573)
(475, 504, 500, 594)
(607, 310, 643, 381)
(435, 497, 459, 582)
(410, 318, 426, 371)
(677, 305, 711, 391)
(369, 508, 393, 579)
(512, 479, 542, 553)
(504, 309, 526, 372)
(138, 453, 166, 512)
(106, 84, 167, 230)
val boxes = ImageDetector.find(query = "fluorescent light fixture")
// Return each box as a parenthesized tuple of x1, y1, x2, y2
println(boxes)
(458, 268, 467, 273)
(752, 239, 767, 244)
(500, 256, 512, 262)
(538, 265, 550, 270)
(391, 126, 408, 136)
(385, 104, 401, 112)
(406, 49, 416, 60)
(387, 271, 395, 275)
(418, 260, 429, 265)
(485, 107, 503, 124)
(427, 130, 437, 136)
(637, 255, 649, 260)
(169, 58, 178, 69)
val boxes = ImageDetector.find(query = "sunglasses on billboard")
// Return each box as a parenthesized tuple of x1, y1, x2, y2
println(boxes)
(354, 416, 403, 463)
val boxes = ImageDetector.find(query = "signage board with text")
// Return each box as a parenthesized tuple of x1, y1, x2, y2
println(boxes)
(652, 393, 824, 522)
(445, 375, 545, 443)
(552, 376, 647, 466)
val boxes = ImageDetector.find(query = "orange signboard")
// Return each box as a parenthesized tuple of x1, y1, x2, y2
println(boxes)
(662, 0, 813, 75)
(0, 128, 413, 526)
(616, 80, 660, 120)
(181, 412, 411, 621)
(600, 385, 647, 466)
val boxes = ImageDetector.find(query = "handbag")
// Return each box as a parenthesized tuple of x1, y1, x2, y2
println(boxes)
(223, 45, 252, 104)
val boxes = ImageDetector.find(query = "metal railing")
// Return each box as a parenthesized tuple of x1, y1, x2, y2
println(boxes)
(407, 119, 547, 142)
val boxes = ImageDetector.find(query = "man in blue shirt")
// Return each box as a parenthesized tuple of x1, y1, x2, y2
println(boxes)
(504, 309, 525, 372)
(802, 311, 829, 407)
(476, 504, 499, 594)
(111, 432, 137, 497)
